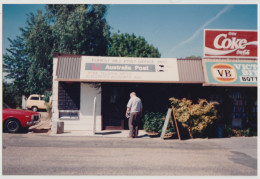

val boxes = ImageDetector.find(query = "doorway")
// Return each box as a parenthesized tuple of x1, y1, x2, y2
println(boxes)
(101, 83, 132, 130)
(101, 83, 210, 130)
(101, 83, 186, 130)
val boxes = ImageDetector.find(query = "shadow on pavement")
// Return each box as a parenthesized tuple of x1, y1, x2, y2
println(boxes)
(137, 134, 149, 138)
(29, 129, 50, 134)
(95, 131, 122, 135)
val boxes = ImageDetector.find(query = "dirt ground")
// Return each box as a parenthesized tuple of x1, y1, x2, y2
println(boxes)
(29, 112, 51, 134)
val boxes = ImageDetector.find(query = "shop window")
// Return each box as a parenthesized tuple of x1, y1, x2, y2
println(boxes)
(59, 110, 79, 120)
(58, 82, 80, 110)
(229, 92, 247, 129)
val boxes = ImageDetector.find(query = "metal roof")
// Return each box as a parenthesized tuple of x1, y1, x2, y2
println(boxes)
(57, 55, 81, 80)
(177, 59, 205, 83)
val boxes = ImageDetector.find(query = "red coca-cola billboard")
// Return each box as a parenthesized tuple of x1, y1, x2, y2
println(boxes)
(204, 29, 257, 58)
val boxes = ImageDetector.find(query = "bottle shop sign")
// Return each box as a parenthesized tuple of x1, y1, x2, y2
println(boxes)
(204, 29, 257, 58)
(203, 59, 257, 86)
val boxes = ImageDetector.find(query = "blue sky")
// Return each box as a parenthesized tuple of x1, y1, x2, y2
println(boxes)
(2, 4, 258, 58)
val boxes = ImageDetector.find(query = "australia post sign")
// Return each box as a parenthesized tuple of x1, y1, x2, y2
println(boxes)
(80, 56, 179, 83)
(204, 29, 257, 58)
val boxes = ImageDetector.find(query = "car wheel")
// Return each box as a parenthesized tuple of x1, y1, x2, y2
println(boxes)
(4, 118, 21, 133)
(32, 106, 38, 112)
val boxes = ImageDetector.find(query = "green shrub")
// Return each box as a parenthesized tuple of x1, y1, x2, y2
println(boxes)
(143, 112, 164, 133)
(44, 103, 52, 119)
(43, 91, 52, 103)
(43, 91, 52, 119)
(226, 127, 257, 137)
(250, 128, 257, 136)
(169, 97, 219, 138)
(143, 111, 175, 134)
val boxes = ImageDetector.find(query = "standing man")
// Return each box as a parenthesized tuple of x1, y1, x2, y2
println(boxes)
(126, 92, 143, 138)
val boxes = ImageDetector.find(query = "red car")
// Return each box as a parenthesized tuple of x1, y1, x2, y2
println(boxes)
(3, 103, 41, 133)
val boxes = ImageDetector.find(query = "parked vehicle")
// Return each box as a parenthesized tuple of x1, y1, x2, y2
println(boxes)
(3, 103, 41, 133)
(26, 94, 52, 112)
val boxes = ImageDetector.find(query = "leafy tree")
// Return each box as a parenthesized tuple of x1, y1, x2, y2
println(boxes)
(3, 36, 32, 96)
(3, 5, 162, 106)
(26, 62, 52, 94)
(4, 10, 53, 96)
(22, 10, 54, 67)
(47, 4, 110, 55)
(3, 82, 21, 108)
(108, 33, 161, 57)
(184, 55, 201, 59)
(21, 10, 54, 94)
(3, 4, 111, 98)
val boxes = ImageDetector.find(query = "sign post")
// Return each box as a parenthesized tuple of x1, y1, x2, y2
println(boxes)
(172, 108, 181, 140)
(93, 97, 97, 135)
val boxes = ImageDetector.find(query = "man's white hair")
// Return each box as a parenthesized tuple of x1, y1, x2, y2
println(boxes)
(130, 92, 136, 96)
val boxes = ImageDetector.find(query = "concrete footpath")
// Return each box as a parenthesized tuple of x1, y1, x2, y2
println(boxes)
(31, 112, 150, 138)
(49, 129, 150, 138)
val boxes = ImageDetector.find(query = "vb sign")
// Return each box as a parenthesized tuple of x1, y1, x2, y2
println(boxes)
(203, 59, 257, 86)
(211, 64, 237, 83)
(204, 29, 257, 58)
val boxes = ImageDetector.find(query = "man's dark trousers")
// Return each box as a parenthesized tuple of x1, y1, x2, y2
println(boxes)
(129, 112, 140, 138)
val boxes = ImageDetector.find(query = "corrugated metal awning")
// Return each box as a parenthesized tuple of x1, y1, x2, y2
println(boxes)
(56, 55, 81, 80)
(177, 59, 205, 83)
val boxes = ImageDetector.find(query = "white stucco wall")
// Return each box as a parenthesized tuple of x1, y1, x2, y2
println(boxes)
(63, 83, 102, 131)
(52, 56, 102, 131)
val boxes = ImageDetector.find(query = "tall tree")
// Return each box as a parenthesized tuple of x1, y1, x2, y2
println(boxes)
(184, 55, 201, 59)
(23, 10, 54, 69)
(20, 10, 54, 94)
(3, 36, 32, 96)
(47, 4, 110, 55)
(3, 5, 162, 107)
(3, 4, 111, 97)
(108, 33, 161, 57)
